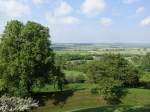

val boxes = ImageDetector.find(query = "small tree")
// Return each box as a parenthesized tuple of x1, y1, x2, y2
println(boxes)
(87, 60, 109, 83)
(95, 78, 124, 104)
(53, 66, 65, 91)
(141, 53, 150, 72)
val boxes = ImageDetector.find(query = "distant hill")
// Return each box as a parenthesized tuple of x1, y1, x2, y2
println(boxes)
(52, 43, 150, 50)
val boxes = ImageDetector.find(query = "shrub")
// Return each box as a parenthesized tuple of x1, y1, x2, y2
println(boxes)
(94, 78, 126, 104)
(0, 95, 38, 112)
(64, 71, 87, 83)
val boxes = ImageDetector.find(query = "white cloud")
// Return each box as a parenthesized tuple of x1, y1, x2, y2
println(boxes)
(62, 16, 80, 24)
(136, 7, 145, 13)
(32, 0, 55, 5)
(54, 1, 73, 16)
(0, 0, 30, 17)
(46, 13, 79, 25)
(32, 0, 44, 5)
(100, 17, 112, 27)
(46, 1, 79, 25)
(141, 16, 150, 26)
(81, 0, 106, 16)
(123, 0, 138, 4)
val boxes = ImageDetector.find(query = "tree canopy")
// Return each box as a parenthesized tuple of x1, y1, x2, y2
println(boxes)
(0, 20, 62, 97)
(88, 54, 140, 104)
(87, 54, 140, 87)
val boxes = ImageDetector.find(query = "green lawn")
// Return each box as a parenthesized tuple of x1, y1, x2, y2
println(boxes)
(32, 90, 103, 112)
(122, 88, 150, 105)
(32, 88, 150, 112)
(72, 105, 150, 112)
(33, 83, 97, 92)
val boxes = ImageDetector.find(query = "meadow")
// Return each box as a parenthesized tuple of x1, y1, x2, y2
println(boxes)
(31, 43, 150, 112)
(32, 85, 150, 112)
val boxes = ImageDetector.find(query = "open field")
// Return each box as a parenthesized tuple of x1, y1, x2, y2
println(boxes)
(53, 43, 150, 55)
(55, 48, 150, 56)
(32, 88, 150, 112)
(72, 105, 150, 112)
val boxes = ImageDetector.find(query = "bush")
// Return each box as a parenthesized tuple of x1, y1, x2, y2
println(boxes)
(64, 71, 87, 83)
(94, 78, 126, 104)
(0, 95, 38, 112)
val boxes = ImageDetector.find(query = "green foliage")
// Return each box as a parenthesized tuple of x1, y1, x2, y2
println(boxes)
(140, 72, 150, 82)
(56, 54, 93, 61)
(93, 78, 124, 104)
(0, 20, 59, 97)
(64, 70, 87, 83)
(53, 66, 65, 91)
(141, 53, 150, 72)
(123, 65, 140, 87)
(55, 53, 89, 71)
(87, 54, 140, 87)
(87, 60, 108, 83)
(139, 72, 150, 89)
(87, 54, 140, 104)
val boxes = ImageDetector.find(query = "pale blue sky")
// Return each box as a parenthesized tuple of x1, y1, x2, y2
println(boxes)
(0, 0, 150, 43)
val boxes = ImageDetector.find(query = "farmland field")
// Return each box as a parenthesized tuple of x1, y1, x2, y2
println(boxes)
(52, 43, 150, 55)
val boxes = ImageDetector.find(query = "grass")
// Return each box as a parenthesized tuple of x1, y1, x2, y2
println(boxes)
(33, 83, 97, 92)
(32, 90, 103, 112)
(64, 70, 86, 77)
(122, 88, 150, 105)
(32, 88, 150, 112)
(72, 105, 150, 112)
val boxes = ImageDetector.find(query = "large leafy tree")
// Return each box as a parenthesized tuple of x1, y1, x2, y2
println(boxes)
(88, 54, 140, 103)
(0, 20, 62, 97)
(87, 54, 140, 86)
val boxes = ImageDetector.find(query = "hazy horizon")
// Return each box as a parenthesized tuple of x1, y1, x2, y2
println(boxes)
(52, 42, 150, 44)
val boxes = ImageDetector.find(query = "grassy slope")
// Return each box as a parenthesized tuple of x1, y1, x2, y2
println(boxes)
(72, 105, 150, 112)
(122, 88, 150, 105)
(32, 88, 150, 112)
(32, 90, 104, 112)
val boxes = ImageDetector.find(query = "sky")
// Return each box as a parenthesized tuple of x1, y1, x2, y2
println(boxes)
(0, 0, 150, 43)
